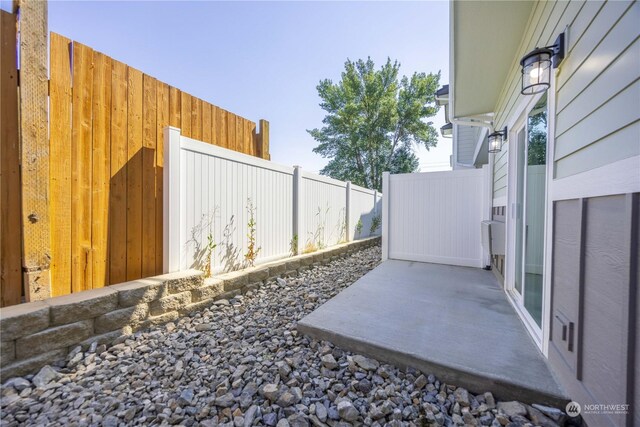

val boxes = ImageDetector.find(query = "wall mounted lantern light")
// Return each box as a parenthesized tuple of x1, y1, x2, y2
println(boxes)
(440, 122, 453, 138)
(520, 32, 565, 95)
(488, 126, 507, 153)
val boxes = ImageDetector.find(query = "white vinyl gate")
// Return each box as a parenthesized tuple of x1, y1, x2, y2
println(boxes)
(382, 167, 490, 268)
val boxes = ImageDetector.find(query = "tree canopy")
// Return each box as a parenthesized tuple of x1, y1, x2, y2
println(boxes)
(308, 58, 440, 191)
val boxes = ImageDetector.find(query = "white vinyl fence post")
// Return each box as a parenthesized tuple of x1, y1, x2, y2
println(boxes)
(345, 181, 352, 242)
(293, 166, 303, 255)
(382, 172, 390, 261)
(164, 126, 182, 273)
(373, 190, 378, 215)
(482, 164, 492, 267)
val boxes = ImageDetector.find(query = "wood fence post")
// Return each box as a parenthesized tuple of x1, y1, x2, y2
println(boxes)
(258, 119, 270, 160)
(293, 166, 303, 255)
(1, 10, 22, 307)
(15, 0, 51, 300)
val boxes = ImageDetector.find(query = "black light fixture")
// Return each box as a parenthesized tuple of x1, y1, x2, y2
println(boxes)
(488, 126, 507, 153)
(520, 32, 565, 95)
(440, 122, 453, 138)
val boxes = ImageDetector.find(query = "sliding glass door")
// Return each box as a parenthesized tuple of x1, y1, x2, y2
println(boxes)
(512, 94, 548, 329)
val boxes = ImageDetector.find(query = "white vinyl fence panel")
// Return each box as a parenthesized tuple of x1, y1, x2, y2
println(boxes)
(349, 185, 381, 240)
(179, 137, 294, 272)
(383, 168, 488, 268)
(164, 127, 382, 274)
(301, 173, 347, 250)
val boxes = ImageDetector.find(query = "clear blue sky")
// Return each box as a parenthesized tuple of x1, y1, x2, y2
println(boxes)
(5, 0, 451, 173)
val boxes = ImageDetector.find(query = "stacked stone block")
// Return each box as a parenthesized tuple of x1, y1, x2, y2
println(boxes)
(0, 236, 380, 380)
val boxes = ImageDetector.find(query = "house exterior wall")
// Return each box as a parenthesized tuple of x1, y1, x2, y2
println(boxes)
(550, 194, 638, 427)
(455, 124, 482, 166)
(485, 1, 639, 426)
(491, 0, 638, 183)
(492, 147, 508, 202)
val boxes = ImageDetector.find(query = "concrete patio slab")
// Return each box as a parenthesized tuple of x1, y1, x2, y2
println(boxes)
(298, 260, 568, 407)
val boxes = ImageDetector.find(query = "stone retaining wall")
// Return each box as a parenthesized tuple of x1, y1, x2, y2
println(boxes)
(0, 237, 380, 380)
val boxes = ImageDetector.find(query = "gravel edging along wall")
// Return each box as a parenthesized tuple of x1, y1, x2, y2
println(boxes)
(0, 237, 380, 381)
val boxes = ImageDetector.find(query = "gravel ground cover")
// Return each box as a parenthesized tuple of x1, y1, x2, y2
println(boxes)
(1, 245, 572, 427)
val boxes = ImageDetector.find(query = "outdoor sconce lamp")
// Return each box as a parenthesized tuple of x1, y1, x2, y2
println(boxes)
(520, 32, 565, 95)
(440, 122, 453, 138)
(488, 126, 507, 153)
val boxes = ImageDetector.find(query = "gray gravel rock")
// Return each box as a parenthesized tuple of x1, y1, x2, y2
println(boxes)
(315, 402, 328, 422)
(454, 386, 470, 407)
(497, 400, 528, 418)
(337, 400, 359, 421)
(31, 365, 58, 389)
(215, 392, 236, 407)
(0, 245, 566, 427)
(320, 354, 338, 369)
(263, 412, 278, 426)
(351, 354, 379, 371)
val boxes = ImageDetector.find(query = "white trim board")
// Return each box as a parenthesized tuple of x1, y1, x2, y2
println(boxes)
(493, 196, 507, 207)
(551, 155, 640, 201)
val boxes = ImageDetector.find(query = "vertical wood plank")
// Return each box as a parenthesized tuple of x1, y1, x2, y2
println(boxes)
(202, 102, 212, 144)
(141, 74, 157, 277)
(156, 82, 170, 274)
(180, 92, 192, 137)
(218, 109, 228, 148)
(0, 10, 22, 306)
(210, 105, 218, 146)
(126, 67, 143, 280)
(259, 119, 270, 160)
(49, 33, 72, 297)
(227, 113, 237, 151)
(17, 0, 51, 300)
(91, 51, 111, 288)
(71, 42, 94, 292)
(109, 60, 128, 284)
(191, 97, 202, 141)
(244, 119, 250, 154)
(236, 116, 244, 153)
(169, 86, 181, 128)
(248, 121, 256, 156)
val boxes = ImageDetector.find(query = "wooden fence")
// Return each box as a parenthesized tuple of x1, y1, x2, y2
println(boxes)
(0, 9, 270, 306)
(0, 10, 22, 308)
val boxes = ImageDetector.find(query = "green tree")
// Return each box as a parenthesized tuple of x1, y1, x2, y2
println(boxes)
(308, 57, 440, 191)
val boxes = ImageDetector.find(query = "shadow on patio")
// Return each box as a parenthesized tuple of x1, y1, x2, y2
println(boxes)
(298, 260, 568, 407)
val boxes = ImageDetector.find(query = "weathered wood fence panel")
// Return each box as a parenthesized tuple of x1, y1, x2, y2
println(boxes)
(49, 33, 72, 296)
(0, 10, 22, 307)
(46, 33, 270, 298)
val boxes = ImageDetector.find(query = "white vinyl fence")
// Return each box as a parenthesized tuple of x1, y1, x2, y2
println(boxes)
(164, 127, 382, 274)
(382, 167, 490, 268)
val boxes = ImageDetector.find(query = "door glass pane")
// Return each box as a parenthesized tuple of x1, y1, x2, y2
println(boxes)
(524, 94, 547, 327)
(514, 129, 526, 295)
